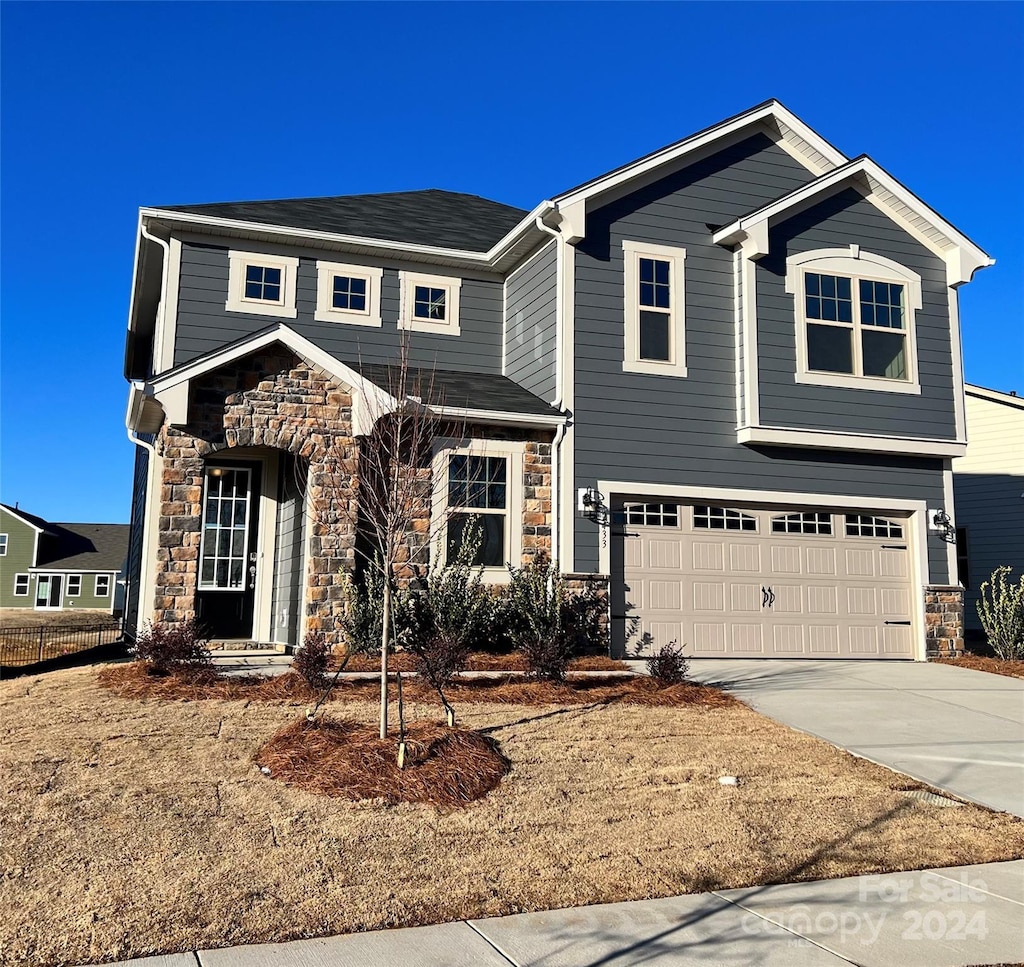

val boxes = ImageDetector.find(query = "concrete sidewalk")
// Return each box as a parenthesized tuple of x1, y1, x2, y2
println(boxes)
(85, 860, 1024, 966)
(679, 659, 1024, 818)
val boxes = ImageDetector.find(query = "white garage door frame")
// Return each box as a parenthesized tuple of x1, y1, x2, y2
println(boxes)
(598, 480, 930, 662)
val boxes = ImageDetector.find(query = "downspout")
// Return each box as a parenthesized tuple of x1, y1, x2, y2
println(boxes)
(125, 421, 157, 641)
(534, 213, 568, 568)
(139, 222, 171, 373)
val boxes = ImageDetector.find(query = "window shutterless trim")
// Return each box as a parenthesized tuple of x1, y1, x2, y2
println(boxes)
(0, 534, 7, 555)
(95, 574, 112, 597)
(67, 574, 83, 596)
(786, 248, 921, 394)
(314, 261, 383, 326)
(398, 271, 462, 335)
(622, 240, 687, 377)
(226, 251, 299, 318)
(13, 573, 29, 596)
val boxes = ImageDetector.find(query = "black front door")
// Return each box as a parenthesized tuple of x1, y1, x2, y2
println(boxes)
(195, 463, 261, 639)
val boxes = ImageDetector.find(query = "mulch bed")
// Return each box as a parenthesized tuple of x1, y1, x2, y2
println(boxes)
(256, 717, 510, 809)
(338, 651, 629, 673)
(97, 663, 738, 709)
(936, 654, 1024, 679)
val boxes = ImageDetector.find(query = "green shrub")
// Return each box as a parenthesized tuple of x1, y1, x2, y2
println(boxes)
(978, 565, 1024, 660)
(133, 619, 211, 675)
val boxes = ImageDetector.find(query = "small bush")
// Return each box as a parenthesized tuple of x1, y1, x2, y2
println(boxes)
(978, 565, 1024, 660)
(646, 641, 689, 686)
(504, 553, 607, 682)
(133, 619, 211, 675)
(336, 567, 387, 659)
(293, 632, 330, 688)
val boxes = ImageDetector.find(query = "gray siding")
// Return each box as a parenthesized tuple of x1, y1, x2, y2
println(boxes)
(271, 454, 306, 646)
(173, 242, 504, 373)
(505, 241, 557, 402)
(572, 132, 951, 584)
(757, 188, 957, 438)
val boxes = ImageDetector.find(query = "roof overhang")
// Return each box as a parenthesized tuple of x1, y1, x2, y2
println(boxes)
(712, 156, 994, 286)
(0, 506, 46, 534)
(965, 383, 1024, 410)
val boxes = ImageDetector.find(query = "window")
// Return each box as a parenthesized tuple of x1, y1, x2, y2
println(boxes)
(0, 534, 7, 555)
(67, 574, 82, 596)
(13, 574, 28, 596)
(315, 261, 383, 326)
(845, 514, 904, 539)
(771, 512, 833, 535)
(956, 527, 970, 588)
(623, 240, 687, 377)
(226, 251, 299, 318)
(786, 249, 921, 394)
(95, 574, 111, 597)
(199, 467, 252, 589)
(399, 271, 461, 335)
(693, 506, 757, 531)
(625, 503, 679, 527)
(432, 440, 524, 580)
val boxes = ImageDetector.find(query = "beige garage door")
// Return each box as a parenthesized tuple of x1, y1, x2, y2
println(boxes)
(618, 502, 914, 659)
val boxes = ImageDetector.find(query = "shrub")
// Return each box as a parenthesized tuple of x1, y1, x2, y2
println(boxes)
(336, 566, 387, 659)
(978, 565, 1024, 660)
(646, 641, 689, 686)
(293, 631, 330, 688)
(132, 619, 211, 675)
(504, 552, 607, 682)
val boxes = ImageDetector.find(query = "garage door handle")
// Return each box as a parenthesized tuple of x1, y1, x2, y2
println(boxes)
(761, 586, 775, 608)
(884, 620, 912, 625)
(881, 545, 907, 550)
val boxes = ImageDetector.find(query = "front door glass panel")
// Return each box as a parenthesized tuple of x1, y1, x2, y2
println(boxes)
(199, 467, 252, 590)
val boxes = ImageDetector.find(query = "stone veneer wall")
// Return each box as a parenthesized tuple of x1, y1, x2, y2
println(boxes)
(153, 349, 357, 638)
(924, 585, 965, 658)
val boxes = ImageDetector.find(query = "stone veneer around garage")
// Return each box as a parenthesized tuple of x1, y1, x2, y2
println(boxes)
(924, 585, 965, 658)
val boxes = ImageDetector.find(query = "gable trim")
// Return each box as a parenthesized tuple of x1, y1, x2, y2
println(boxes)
(0, 505, 46, 534)
(965, 383, 1024, 410)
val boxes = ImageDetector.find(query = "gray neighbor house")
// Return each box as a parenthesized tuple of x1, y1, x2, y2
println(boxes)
(122, 100, 992, 661)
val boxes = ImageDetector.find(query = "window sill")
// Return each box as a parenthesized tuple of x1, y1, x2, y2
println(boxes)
(623, 359, 688, 378)
(794, 371, 921, 395)
(225, 298, 298, 319)
(314, 308, 382, 327)
(398, 316, 461, 337)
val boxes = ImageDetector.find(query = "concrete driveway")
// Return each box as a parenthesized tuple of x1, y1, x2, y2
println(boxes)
(680, 659, 1024, 817)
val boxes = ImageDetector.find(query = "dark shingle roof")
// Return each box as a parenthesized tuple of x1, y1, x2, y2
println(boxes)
(36, 523, 130, 572)
(158, 189, 529, 253)
(0, 504, 52, 533)
(352, 363, 562, 418)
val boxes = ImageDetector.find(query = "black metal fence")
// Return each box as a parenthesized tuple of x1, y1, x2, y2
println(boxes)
(0, 622, 124, 669)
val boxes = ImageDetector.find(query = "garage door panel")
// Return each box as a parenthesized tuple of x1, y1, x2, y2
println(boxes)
(692, 542, 724, 570)
(880, 587, 910, 618)
(846, 548, 875, 577)
(692, 623, 727, 653)
(624, 538, 643, 569)
(809, 625, 841, 654)
(770, 545, 802, 574)
(649, 540, 681, 570)
(771, 585, 804, 613)
(731, 624, 764, 653)
(849, 626, 880, 654)
(879, 550, 908, 578)
(729, 544, 761, 572)
(730, 583, 762, 612)
(649, 580, 681, 611)
(882, 625, 914, 655)
(650, 621, 682, 648)
(805, 547, 836, 575)
(773, 625, 806, 654)
(807, 585, 838, 614)
(692, 582, 725, 612)
(847, 587, 878, 615)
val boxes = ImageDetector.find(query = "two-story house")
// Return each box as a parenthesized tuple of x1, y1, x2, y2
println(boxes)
(123, 100, 992, 660)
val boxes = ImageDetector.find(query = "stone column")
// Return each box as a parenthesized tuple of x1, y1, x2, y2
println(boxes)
(924, 585, 965, 658)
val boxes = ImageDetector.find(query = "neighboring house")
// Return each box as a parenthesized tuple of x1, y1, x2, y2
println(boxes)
(0, 505, 129, 614)
(123, 100, 993, 660)
(953, 384, 1024, 632)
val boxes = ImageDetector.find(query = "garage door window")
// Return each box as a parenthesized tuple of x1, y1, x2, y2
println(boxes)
(625, 503, 679, 526)
(770, 512, 833, 535)
(845, 514, 903, 539)
(693, 506, 757, 531)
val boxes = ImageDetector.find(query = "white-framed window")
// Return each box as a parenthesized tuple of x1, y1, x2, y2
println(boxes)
(0, 533, 7, 555)
(431, 439, 524, 582)
(13, 573, 29, 596)
(771, 512, 833, 536)
(845, 514, 904, 539)
(693, 506, 757, 532)
(624, 503, 679, 527)
(786, 248, 922, 394)
(622, 240, 687, 377)
(399, 271, 462, 335)
(226, 251, 299, 318)
(67, 574, 82, 596)
(95, 574, 111, 597)
(314, 261, 383, 326)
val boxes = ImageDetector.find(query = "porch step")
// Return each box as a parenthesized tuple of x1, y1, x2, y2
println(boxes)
(208, 640, 286, 654)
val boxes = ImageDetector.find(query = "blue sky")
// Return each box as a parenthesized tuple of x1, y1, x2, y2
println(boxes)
(1, 1, 1021, 523)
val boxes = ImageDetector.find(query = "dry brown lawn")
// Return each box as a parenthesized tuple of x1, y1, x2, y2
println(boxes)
(2, 666, 1023, 967)
(0, 610, 119, 630)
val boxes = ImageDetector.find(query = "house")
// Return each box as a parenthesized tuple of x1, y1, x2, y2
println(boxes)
(0, 505, 128, 614)
(122, 100, 993, 660)
(953, 384, 1024, 633)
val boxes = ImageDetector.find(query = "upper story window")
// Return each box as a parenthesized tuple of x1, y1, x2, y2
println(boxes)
(315, 261, 383, 326)
(226, 251, 299, 318)
(786, 248, 922, 395)
(0, 534, 7, 555)
(622, 240, 687, 377)
(399, 271, 462, 336)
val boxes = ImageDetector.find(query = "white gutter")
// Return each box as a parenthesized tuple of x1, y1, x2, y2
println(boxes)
(139, 223, 171, 369)
(125, 386, 159, 639)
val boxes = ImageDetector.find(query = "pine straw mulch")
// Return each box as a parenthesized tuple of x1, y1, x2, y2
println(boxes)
(97, 662, 739, 709)
(256, 717, 510, 810)
(338, 651, 629, 673)
(936, 653, 1024, 679)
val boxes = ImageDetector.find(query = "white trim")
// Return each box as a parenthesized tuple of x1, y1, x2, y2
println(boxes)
(965, 383, 1024, 409)
(94, 574, 112, 597)
(0, 505, 45, 534)
(140, 446, 162, 634)
(158, 237, 182, 373)
(942, 461, 958, 585)
(431, 439, 525, 585)
(314, 261, 383, 326)
(737, 425, 967, 458)
(13, 573, 29, 596)
(785, 248, 923, 394)
(33, 573, 65, 611)
(712, 156, 993, 287)
(429, 405, 565, 429)
(558, 242, 577, 569)
(255, 455, 279, 642)
(27, 567, 121, 575)
(740, 238, 760, 427)
(596, 479, 929, 661)
(622, 240, 687, 378)
(398, 270, 462, 336)
(66, 574, 82, 597)
(0, 533, 6, 556)
(225, 251, 299, 319)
